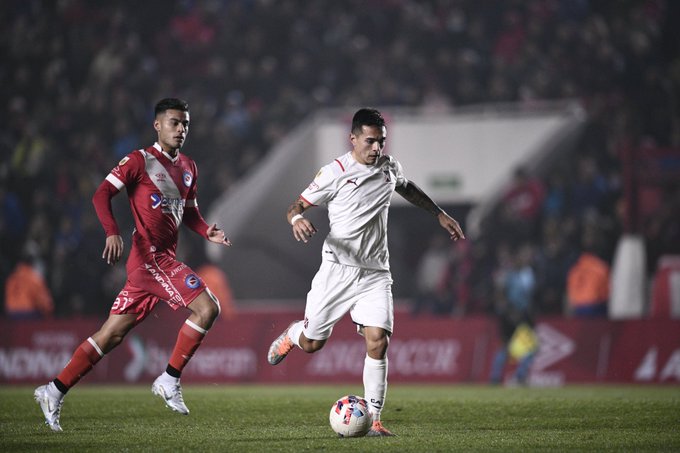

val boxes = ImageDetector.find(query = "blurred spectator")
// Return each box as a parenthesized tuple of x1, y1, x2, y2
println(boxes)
(180, 237, 236, 321)
(10, 121, 50, 182)
(569, 156, 609, 219)
(566, 236, 611, 317)
(112, 119, 140, 159)
(196, 262, 236, 322)
(649, 255, 680, 318)
(542, 172, 568, 220)
(4, 251, 54, 319)
(0, 0, 678, 315)
(466, 239, 496, 315)
(534, 218, 578, 315)
(489, 243, 538, 385)
(645, 185, 680, 274)
(498, 167, 545, 242)
(412, 235, 451, 316)
(0, 186, 26, 241)
(448, 239, 473, 316)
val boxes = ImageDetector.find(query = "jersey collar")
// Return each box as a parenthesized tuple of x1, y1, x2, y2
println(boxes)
(153, 142, 180, 163)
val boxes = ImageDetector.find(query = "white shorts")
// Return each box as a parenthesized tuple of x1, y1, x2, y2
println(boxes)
(303, 260, 394, 340)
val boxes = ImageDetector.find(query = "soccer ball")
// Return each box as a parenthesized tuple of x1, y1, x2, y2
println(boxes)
(329, 395, 372, 437)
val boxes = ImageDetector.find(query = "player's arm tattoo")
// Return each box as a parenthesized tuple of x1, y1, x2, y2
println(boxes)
(286, 198, 306, 222)
(395, 181, 444, 217)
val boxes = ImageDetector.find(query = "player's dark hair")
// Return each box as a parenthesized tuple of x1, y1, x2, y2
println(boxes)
(154, 98, 189, 116)
(351, 108, 385, 134)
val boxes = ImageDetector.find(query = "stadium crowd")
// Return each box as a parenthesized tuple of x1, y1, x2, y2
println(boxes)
(1, 0, 678, 318)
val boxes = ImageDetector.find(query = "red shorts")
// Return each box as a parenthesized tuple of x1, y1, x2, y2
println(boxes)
(111, 252, 206, 322)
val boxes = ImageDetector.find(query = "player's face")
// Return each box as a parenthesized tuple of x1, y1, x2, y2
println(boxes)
(154, 109, 190, 152)
(350, 125, 386, 166)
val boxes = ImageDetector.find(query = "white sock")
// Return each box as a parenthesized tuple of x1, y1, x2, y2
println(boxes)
(288, 321, 305, 348)
(47, 382, 64, 400)
(363, 355, 388, 420)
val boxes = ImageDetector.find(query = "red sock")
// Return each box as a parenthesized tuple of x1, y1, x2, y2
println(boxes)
(168, 320, 207, 373)
(56, 338, 104, 389)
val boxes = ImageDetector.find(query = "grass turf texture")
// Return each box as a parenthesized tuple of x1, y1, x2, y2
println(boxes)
(1, 385, 678, 452)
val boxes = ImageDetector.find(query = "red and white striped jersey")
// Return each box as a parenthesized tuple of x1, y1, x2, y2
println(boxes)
(100, 142, 200, 270)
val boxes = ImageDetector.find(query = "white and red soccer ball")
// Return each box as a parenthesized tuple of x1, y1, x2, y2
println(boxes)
(329, 395, 372, 437)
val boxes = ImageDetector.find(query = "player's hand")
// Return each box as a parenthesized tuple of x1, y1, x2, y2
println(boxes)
(438, 212, 465, 241)
(102, 235, 124, 265)
(207, 223, 232, 246)
(292, 217, 317, 243)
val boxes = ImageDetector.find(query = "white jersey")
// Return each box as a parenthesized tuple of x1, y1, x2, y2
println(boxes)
(300, 152, 407, 270)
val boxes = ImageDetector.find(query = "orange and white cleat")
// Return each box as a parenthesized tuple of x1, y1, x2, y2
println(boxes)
(267, 321, 298, 365)
(366, 420, 396, 437)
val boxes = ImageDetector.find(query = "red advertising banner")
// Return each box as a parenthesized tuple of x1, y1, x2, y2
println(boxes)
(1, 307, 679, 385)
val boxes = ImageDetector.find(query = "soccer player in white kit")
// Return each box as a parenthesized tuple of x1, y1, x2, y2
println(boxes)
(267, 108, 465, 436)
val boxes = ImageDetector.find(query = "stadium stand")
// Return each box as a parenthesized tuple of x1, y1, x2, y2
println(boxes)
(1, 0, 678, 316)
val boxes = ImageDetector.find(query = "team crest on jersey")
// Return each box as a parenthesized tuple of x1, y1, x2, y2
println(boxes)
(183, 171, 192, 187)
(119, 156, 130, 166)
(185, 274, 200, 289)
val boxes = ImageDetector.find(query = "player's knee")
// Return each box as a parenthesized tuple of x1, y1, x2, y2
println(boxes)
(300, 337, 325, 353)
(205, 288, 221, 320)
(206, 301, 220, 323)
(191, 290, 220, 327)
(199, 302, 220, 327)
(96, 330, 126, 353)
(95, 324, 135, 353)
(366, 334, 389, 359)
(109, 335, 126, 351)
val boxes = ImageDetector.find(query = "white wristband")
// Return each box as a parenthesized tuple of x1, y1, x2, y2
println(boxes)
(290, 214, 304, 225)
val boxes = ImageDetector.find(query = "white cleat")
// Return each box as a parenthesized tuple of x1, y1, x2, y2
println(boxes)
(151, 376, 190, 415)
(34, 385, 63, 432)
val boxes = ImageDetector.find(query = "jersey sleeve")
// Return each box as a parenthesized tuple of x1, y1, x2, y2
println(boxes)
(93, 151, 145, 237)
(392, 157, 408, 188)
(92, 178, 121, 236)
(105, 151, 144, 190)
(182, 161, 209, 238)
(185, 160, 199, 209)
(299, 163, 340, 207)
(183, 207, 210, 238)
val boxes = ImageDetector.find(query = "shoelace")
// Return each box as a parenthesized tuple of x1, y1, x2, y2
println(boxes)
(171, 384, 185, 403)
(55, 400, 63, 419)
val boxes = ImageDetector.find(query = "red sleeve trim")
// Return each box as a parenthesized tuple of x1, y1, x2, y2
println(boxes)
(299, 195, 316, 207)
(334, 159, 345, 172)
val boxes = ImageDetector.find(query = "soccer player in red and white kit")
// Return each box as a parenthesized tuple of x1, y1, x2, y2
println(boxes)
(34, 98, 231, 432)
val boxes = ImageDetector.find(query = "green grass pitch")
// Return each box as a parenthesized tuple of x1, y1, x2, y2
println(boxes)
(1, 384, 678, 452)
